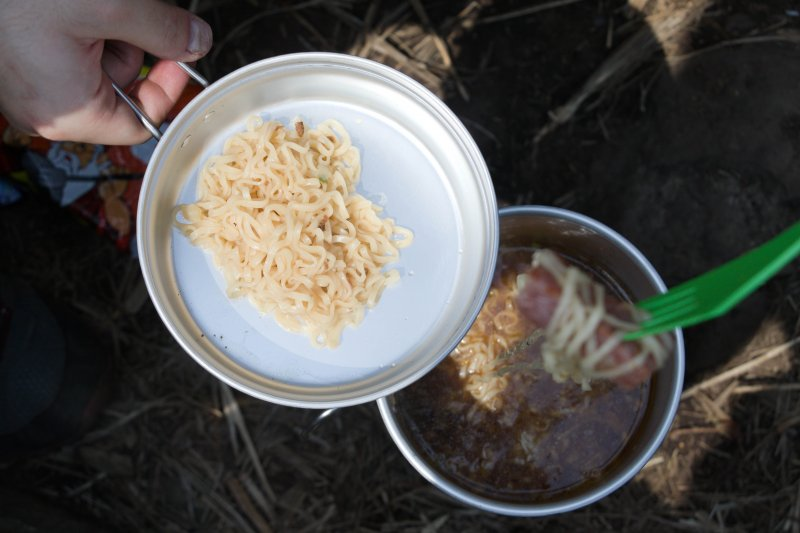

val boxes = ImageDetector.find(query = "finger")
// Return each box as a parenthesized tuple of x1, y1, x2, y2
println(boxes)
(35, 79, 153, 145)
(106, 61, 189, 144)
(70, 0, 212, 62)
(101, 60, 190, 145)
(101, 41, 144, 88)
(39, 59, 190, 145)
(129, 59, 191, 127)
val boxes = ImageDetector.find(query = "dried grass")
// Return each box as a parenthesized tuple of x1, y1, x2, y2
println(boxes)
(1, 1, 799, 531)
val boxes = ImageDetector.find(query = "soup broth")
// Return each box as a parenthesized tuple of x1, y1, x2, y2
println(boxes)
(395, 247, 649, 502)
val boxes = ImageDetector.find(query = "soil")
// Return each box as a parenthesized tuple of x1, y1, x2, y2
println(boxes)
(441, 0, 800, 381)
(1, 1, 799, 531)
(586, 42, 800, 376)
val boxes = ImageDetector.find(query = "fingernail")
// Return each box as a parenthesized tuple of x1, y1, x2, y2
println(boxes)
(187, 16, 212, 56)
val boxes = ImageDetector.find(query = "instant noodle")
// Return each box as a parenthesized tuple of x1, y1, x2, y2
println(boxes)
(378, 205, 684, 516)
(395, 246, 650, 502)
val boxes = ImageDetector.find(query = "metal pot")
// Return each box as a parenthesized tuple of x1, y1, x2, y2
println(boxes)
(377, 205, 685, 516)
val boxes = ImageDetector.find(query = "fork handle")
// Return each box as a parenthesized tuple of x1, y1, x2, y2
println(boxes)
(628, 219, 800, 341)
(687, 219, 800, 306)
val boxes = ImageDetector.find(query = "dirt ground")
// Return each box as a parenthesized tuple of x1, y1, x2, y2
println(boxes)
(1, 0, 800, 531)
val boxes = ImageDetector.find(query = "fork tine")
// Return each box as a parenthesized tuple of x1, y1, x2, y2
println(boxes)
(627, 308, 709, 340)
(638, 297, 698, 330)
(636, 285, 697, 312)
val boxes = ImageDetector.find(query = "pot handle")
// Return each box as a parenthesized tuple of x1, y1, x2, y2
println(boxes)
(110, 61, 209, 142)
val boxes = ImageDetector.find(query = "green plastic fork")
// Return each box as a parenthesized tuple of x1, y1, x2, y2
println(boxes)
(624, 220, 800, 341)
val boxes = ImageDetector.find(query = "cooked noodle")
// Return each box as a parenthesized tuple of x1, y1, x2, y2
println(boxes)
(175, 117, 413, 348)
(450, 267, 533, 412)
(398, 247, 651, 500)
(529, 249, 671, 388)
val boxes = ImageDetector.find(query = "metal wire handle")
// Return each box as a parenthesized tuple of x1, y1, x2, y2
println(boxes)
(175, 61, 210, 87)
(110, 61, 210, 142)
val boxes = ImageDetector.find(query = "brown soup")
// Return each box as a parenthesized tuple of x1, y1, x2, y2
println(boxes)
(394, 246, 649, 502)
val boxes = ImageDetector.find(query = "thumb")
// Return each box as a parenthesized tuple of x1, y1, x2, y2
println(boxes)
(72, 0, 212, 61)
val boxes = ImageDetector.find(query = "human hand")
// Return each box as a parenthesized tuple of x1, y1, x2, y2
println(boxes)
(0, 0, 212, 145)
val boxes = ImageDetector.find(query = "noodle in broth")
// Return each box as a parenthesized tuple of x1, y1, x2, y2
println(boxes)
(396, 247, 649, 501)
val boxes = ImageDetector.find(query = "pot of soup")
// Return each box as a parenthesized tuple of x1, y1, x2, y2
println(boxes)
(376, 205, 685, 516)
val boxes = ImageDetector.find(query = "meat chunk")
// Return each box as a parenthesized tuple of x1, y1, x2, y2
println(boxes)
(516, 250, 671, 388)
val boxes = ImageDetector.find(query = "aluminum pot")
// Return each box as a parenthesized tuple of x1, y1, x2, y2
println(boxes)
(136, 53, 498, 408)
(377, 205, 685, 516)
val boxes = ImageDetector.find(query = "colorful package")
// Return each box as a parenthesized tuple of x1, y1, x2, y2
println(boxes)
(0, 83, 202, 254)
